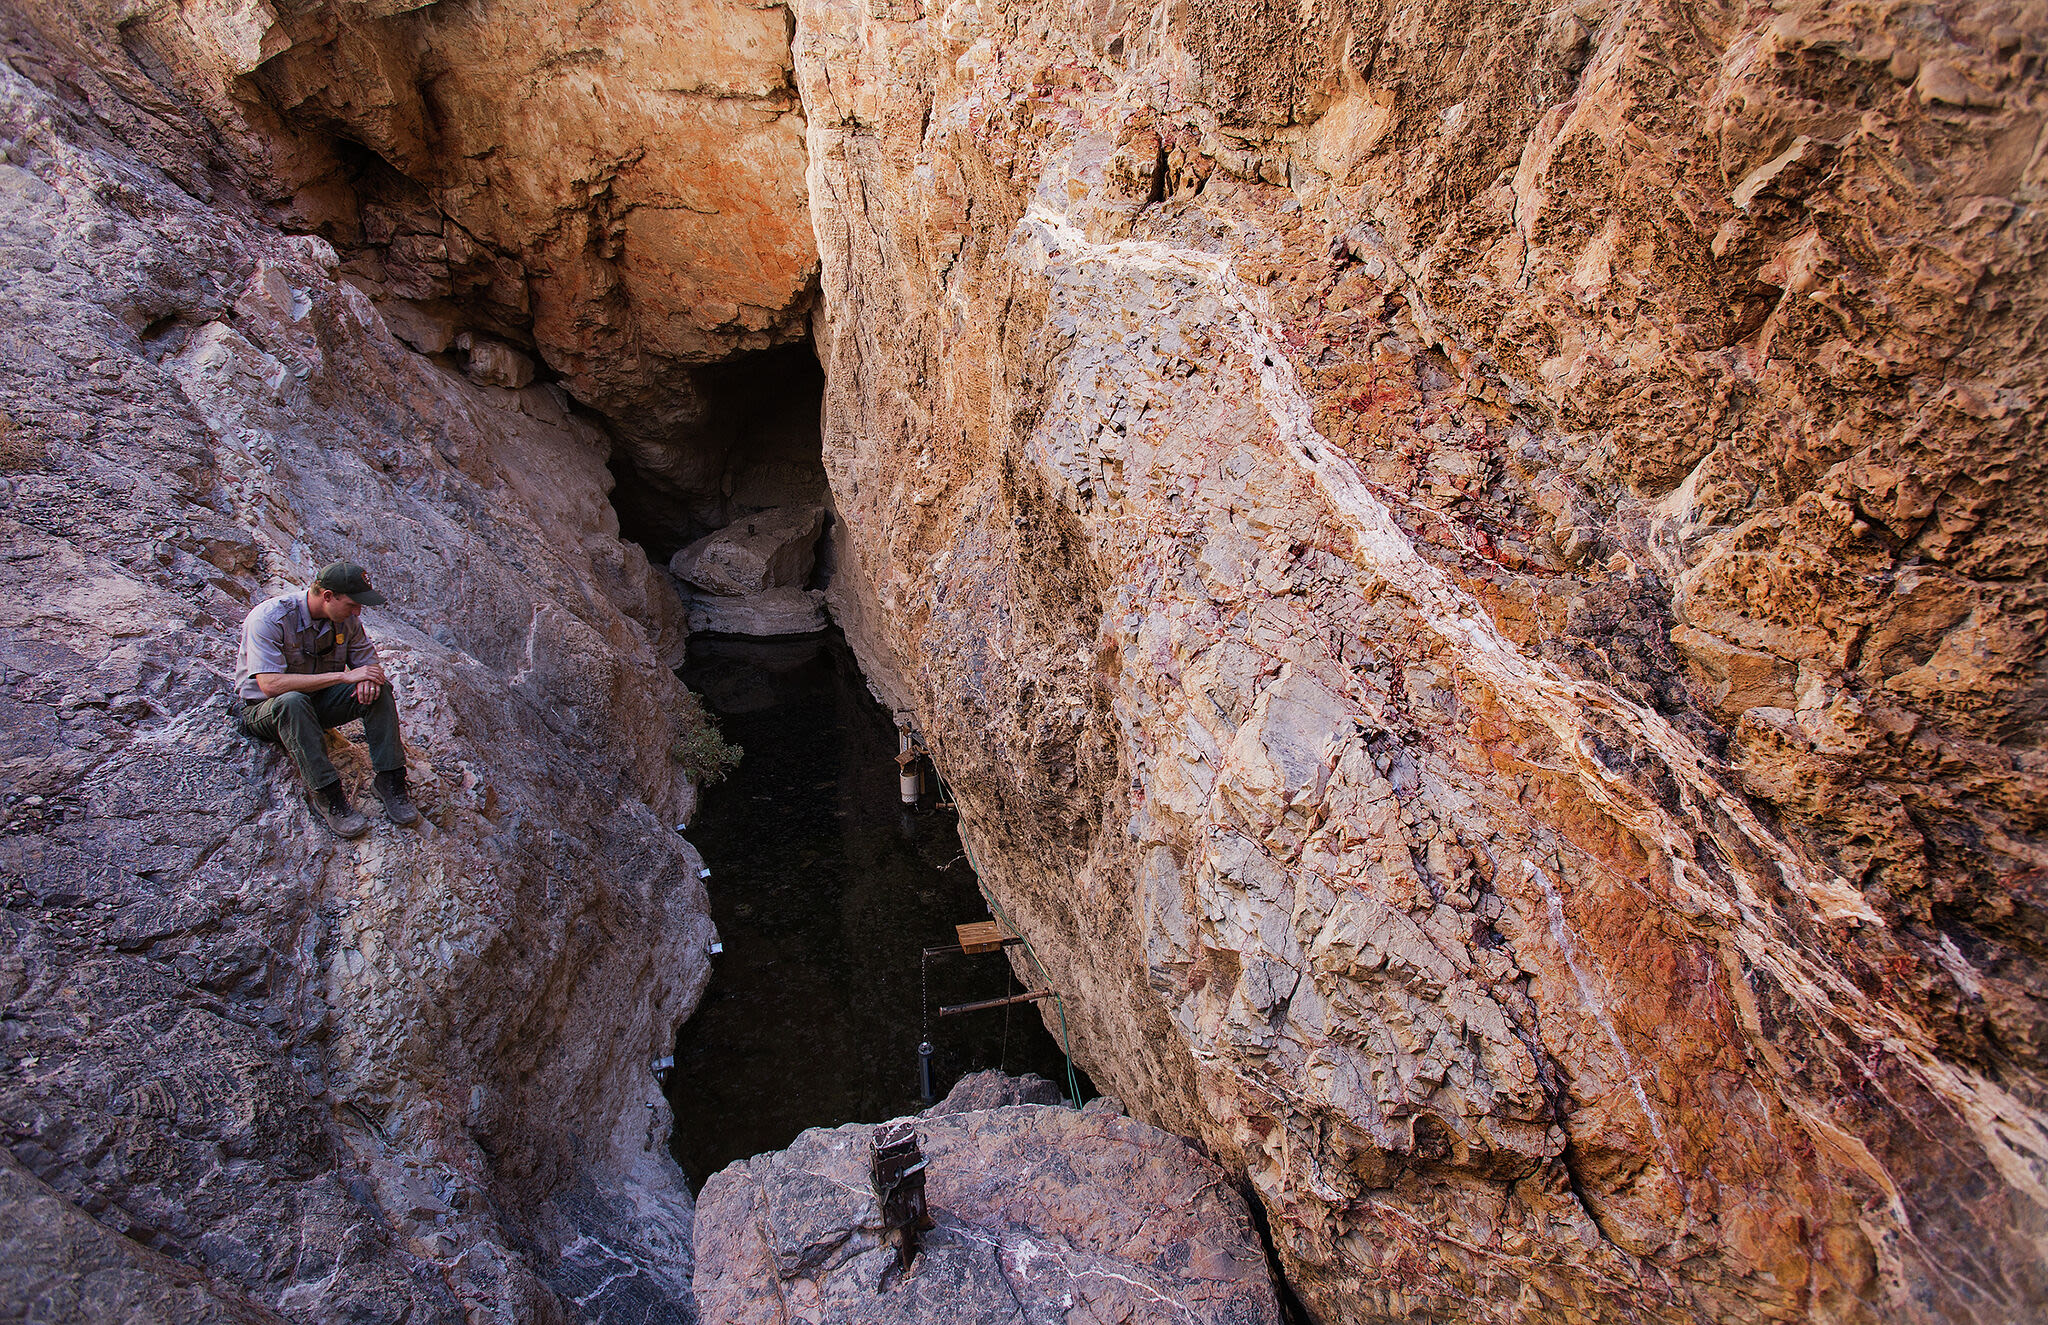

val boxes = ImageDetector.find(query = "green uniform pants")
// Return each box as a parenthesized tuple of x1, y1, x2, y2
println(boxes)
(242, 682, 404, 791)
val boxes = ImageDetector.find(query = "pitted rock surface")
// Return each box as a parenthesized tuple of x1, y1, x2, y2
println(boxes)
(794, 2, 2048, 1322)
(690, 1091, 1282, 1325)
(670, 505, 831, 636)
(925, 1068, 1067, 1116)
(104, 0, 818, 449)
(1, 1150, 285, 1325)
(1, 9, 715, 1320)
(681, 586, 832, 638)
(5, 0, 2047, 1322)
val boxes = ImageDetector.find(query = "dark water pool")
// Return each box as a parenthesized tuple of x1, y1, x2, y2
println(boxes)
(665, 629, 1081, 1189)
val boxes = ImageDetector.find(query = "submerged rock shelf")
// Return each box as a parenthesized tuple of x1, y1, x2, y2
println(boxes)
(664, 631, 1078, 1188)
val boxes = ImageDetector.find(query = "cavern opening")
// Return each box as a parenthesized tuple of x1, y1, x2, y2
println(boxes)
(598, 342, 1082, 1188)
(606, 342, 832, 567)
(662, 632, 1081, 1188)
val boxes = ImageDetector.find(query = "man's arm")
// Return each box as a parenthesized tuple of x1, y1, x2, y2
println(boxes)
(341, 619, 386, 703)
(253, 667, 381, 698)
(344, 618, 380, 671)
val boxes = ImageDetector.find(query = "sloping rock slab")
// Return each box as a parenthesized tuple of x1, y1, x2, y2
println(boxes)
(670, 507, 826, 596)
(692, 1098, 1281, 1324)
(1, 1150, 285, 1325)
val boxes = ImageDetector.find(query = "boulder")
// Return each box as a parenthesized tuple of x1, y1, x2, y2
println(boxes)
(691, 1090, 1282, 1325)
(458, 335, 536, 389)
(669, 506, 826, 596)
(375, 298, 459, 355)
(924, 1068, 1065, 1116)
(684, 586, 830, 637)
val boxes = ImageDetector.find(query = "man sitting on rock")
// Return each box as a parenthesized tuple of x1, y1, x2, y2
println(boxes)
(234, 560, 419, 838)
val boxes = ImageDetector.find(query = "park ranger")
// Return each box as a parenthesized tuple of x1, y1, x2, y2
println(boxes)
(234, 560, 418, 838)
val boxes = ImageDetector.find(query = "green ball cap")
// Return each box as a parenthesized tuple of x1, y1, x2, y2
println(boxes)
(315, 560, 387, 605)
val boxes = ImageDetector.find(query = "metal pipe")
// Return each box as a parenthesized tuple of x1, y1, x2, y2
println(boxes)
(896, 717, 922, 805)
(917, 1040, 935, 1103)
(937, 989, 1053, 1017)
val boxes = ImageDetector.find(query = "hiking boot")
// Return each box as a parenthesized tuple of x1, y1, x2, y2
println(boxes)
(372, 769, 420, 827)
(311, 781, 370, 839)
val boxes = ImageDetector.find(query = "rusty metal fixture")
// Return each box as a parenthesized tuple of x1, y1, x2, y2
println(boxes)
(937, 989, 1054, 1017)
(870, 1118, 932, 1277)
(894, 715, 924, 805)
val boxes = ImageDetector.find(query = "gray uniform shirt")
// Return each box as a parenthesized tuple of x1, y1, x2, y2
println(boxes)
(235, 590, 376, 701)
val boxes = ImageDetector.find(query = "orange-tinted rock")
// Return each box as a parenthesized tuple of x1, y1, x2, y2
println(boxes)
(8, 0, 2047, 1320)
(114, 0, 818, 441)
(794, 2, 2048, 1322)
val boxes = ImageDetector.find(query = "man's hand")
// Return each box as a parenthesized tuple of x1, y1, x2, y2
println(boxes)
(344, 663, 388, 705)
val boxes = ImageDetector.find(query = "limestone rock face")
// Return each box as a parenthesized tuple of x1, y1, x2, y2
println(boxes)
(793, 2, 2048, 1322)
(669, 505, 830, 635)
(690, 1087, 1282, 1325)
(10, 0, 2048, 1321)
(925, 1068, 1066, 1115)
(460, 336, 537, 390)
(0, 11, 716, 1320)
(104, 0, 818, 450)
(1, 1150, 284, 1325)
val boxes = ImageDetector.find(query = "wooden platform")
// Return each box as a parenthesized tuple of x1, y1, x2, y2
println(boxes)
(955, 920, 1016, 954)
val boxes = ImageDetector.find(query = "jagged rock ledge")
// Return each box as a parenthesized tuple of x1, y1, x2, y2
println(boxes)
(691, 1072, 1284, 1324)
(670, 505, 832, 636)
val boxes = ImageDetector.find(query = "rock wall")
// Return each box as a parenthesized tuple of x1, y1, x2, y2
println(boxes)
(1, 6, 720, 1319)
(7, 0, 2046, 1321)
(794, 2, 2048, 1322)
(110, 0, 818, 492)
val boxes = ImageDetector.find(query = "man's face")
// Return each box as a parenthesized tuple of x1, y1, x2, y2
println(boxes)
(311, 587, 361, 624)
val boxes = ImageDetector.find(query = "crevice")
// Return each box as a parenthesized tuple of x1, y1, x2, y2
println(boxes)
(605, 341, 828, 566)
(1241, 1186, 1313, 1325)
(658, 629, 1076, 1190)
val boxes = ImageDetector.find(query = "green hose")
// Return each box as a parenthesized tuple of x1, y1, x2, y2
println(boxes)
(979, 889, 1083, 1108)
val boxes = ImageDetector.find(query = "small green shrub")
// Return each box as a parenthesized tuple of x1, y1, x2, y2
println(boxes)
(668, 687, 741, 786)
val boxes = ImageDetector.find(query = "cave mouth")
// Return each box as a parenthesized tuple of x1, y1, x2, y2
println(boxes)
(607, 341, 831, 567)
(607, 341, 841, 639)
(593, 342, 1083, 1188)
